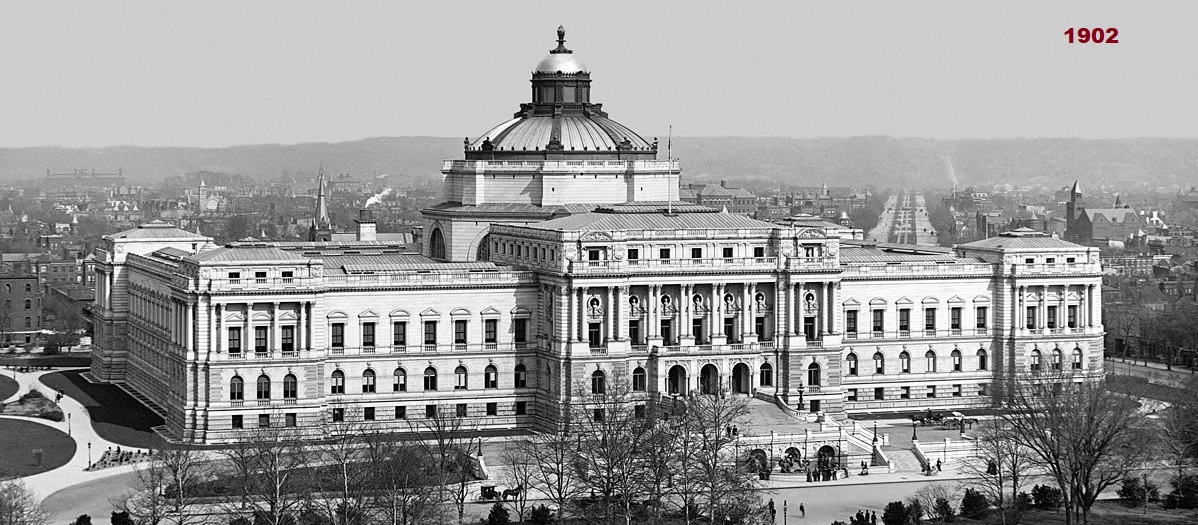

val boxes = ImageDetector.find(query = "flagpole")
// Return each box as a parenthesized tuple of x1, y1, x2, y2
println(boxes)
(667, 125, 673, 215)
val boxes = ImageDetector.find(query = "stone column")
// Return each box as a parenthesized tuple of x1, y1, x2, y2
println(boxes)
(826, 282, 835, 335)
(714, 283, 726, 338)
(742, 282, 752, 341)
(184, 300, 194, 355)
(271, 302, 281, 357)
(215, 303, 223, 353)
(614, 286, 625, 340)
(297, 301, 306, 352)
(682, 284, 693, 340)
(244, 302, 252, 353)
(650, 285, 661, 339)
(1039, 286, 1047, 330)
(1017, 286, 1025, 333)
(786, 279, 797, 335)
(563, 286, 573, 343)
(578, 286, 588, 343)
(605, 286, 615, 342)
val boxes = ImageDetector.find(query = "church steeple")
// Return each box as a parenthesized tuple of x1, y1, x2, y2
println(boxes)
(309, 168, 333, 241)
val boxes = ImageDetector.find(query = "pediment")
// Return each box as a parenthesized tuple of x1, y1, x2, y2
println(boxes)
(326, 310, 348, 319)
(420, 308, 441, 317)
(389, 309, 409, 318)
(358, 309, 379, 318)
(895, 297, 913, 305)
(947, 296, 965, 304)
(480, 306, 502, 317)
(842, 298, 861, 307)
(450, 308, 471, 317)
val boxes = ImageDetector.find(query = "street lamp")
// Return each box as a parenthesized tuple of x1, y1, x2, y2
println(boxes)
(87, 442, 92, 467)
(67, 413, 71, 436)
(912, 421, 918, 441)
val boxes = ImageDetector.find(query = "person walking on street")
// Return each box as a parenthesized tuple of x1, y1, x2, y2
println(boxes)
(871, 510, 878, 525)
(800, 502, 805, 517)
(936, 458, 942, 472)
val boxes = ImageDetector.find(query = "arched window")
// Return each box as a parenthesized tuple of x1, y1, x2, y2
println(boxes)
(591, 370, 606, 395)
(900, 351, 911, 374)
(977, 348, 988, 371)
(1072, 347, 1084, 370)
(951, 350, 962, 372)
(362, 369, 376, 393)
(256, 375, 271, 400)
(846, 354, 858, 376)
(454, 366, 468, 390)
(1030, 350, 1042, 371)
(23, 299, 31, 310)
(429, 228, 446, 260)
(229, 376, 244, 401)
(514, 364, 527, 388)
(394, 368, 407, 392)
(424, 367, 438, 391)
(760, 362, 773, 387)
(283, 374, 297, 399)
(632, 367, 646, 391)
(330, 370, 345, 394)
(873, 352, 885, 374)
(807, 363, 822, 387)
(484, 365, 498, 389)
(23, 284, 30, 293)
(1051, 349, 1063, 370)
(925, 351, 937, 372)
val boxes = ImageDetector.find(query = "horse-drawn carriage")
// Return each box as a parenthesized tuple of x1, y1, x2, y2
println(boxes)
(910, 410, 978, 430)
(478, 484, 523, 503)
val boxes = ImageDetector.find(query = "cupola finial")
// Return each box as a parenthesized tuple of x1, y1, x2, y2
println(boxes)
(552, 25, 572, 54)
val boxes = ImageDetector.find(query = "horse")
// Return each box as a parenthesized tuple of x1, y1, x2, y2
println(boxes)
(502, 484, 523, 501)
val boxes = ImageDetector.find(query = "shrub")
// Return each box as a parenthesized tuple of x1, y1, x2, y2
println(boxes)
(1014, 492, 1032, 512)
(528, 504, 552, 525)
(1031, 484, 1063, 510)
(1118, 477, 1159, 504)
(959, 488, 989, 519)
(73, 515, 92, 525)
(110, 512, 132, 525)
(482, 502, 511, 525)
(933, 497, 955, 522)
(20, 389, 44, 400)
(882, 501, 908, 525)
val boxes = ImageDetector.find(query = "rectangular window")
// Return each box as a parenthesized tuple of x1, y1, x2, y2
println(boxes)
(282, 271, 294, 283)
(332, 408, 344, 422)
(425, 405, 436, 418)
(659, 248, 671, 260)
(254, 327, 268, 353)
(847, 388, 857, 401)
(846, 310, 858, 334)
(232, 415, 243, 429)
(228, 327, 242, 353)
(229, 271, 240, 284)
(722, 247, 734, 259)
(259, 414, 270, 428)
(362, 322, 376, 347)
(486, 402, 498, 416)
(456, 403, 468, 417)
(926, 386, 936, 399)
(364, 407, 375, 420)
(635, 405, 645, 419)
(900, 386, 910, 399)
(589, 323, 603, 348)
(424, 321, 437, 346)
(331, 323, 345, 348)
(976, 307, 988, 329)
(629, 320, 642, 344)
(593, 408, 605, 422)
(691, 247, 702, 259)
(484, 319, 497, 344)
(1066, 257, 1076, 263)
(254, 271, 267, 284)
(393, 321, 407, 347)
(1068, 305, 1078, 328)
(874, 387, 885, 401)
(899, 308, 910, 332)
(952, 384, 963, 397)
(285, 413, 296, 427)
(454, 320, 467, 344)
(924, 308, 936, 331)
(755, 317, 766, 339)
(1046, 306, 1058, 329)
(628, 248, 639, 261)
(281, 326, 294, 352)
(978, 383, 989, 396)
(754, 246, 765, 258)
(1026, 307, 1037, 329)
(950, 307, 961, 330)
(515, 401, 527, 415)
(395, 406, 406, 419)
(514, 319, 527, 344)
(872, 309, 884, 334)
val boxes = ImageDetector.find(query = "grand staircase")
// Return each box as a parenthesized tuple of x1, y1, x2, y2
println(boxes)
(884, 447, 924, 473)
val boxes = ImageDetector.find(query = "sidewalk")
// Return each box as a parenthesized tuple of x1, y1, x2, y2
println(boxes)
(1, 367, 148, 502)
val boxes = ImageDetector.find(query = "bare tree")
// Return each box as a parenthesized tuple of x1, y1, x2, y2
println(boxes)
(1158, 376, 1198, 497)
(0, 481, 49, 525)
(499, 443, 537, 524)
(569, 367, 652, 524)
(1000, 373, 1147, 525)
(219, 423, 314, 525)
(363, 430, 440, 525)
(308, 406, 373, 525)
(523, 428, 582, 522)
(684, 391, 759, 524)
(114, 446, 211, 525)
(417, 405, 476, 524)
(635, 403, 683, 521)
(957, 420, 1031, 524)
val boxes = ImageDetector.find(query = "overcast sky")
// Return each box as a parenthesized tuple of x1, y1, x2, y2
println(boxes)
(2, 1, 1195, 148)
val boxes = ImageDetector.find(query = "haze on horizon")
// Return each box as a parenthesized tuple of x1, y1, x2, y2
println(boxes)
(2, 0, 1195, 149)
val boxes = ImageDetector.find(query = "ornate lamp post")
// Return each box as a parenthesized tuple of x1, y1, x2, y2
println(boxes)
(912, 420, 918, 441)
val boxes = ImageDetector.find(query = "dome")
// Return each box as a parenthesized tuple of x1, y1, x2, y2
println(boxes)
(470, 115, 652, 152)
(535, 53, 587, 74)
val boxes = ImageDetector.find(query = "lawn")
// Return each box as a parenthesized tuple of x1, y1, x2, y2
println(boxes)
(0, 418, 76, 479)
(0, 375, 16, 402)
(0, 355, 91, 368)
(947, 501, 1198, 525)
(40, 370, 166, 449)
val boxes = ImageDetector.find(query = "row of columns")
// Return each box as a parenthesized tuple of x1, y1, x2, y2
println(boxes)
(1014, 284, 1096, 330)
(207, 300, 315, 356)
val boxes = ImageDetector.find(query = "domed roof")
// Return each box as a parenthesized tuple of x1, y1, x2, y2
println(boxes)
(470, 115, 652, 152)
(535, 53, 587, 74)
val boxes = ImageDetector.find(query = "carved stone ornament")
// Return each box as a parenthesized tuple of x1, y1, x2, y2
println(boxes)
(580, 231, 612, 242)
(797, 228, 823, 239)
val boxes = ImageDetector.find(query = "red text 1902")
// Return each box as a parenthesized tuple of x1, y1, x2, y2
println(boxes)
(1065, 28, 1119, 44)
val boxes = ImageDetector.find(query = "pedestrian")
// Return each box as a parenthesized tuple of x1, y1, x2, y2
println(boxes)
(799, 502, 805, 517)
(871, 510, 877, 525)
(936, 458, 942, 472)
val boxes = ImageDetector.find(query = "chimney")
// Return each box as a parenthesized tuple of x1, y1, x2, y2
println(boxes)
(720, 180, 727, 188)
(355, 209, 376, 242)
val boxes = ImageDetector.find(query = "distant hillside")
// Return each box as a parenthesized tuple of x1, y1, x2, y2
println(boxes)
(2, 136, 1195, 189)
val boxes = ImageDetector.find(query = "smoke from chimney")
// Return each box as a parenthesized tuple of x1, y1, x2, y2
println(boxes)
(365, 188, 392, 208)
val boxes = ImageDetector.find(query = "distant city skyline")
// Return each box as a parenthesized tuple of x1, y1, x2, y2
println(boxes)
(1, 0, 1196, 148)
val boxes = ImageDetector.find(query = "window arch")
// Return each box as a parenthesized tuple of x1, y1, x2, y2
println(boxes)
(424, 367, 438, 391)
(873, 352, 885, 374)
(23, 284, 30, 293)
(632, 366, 646, 391)
(925, 351, 937, 372)
(23, 299, 31, 310)
(3, 284, 8, 293)
(393, 367, 407, 392)
(256, 375, 271, 400)
(362, 369, 377, 393)
(514, 364, 527, 388)
(977, 348, 988, 371)
(760, 362, 773, 387)
(484, 365, 498, 389)
(454, 366, 468, 390)
(1072, 347, 1084, 370)
(846, 353, 858, 376)
(283, 374, 297, 399)
(591, 370, 606, 395)
(429, 228, 446, 260)
(1051, 349, 1062, 370)
(900, 351, 911, 373)
(330, 370, 345, 394)
(807, 362, 821, 387)
(1030, 350, 1042, 371)
(229, 376, 244, 401)
(951, 349, 962, 372)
